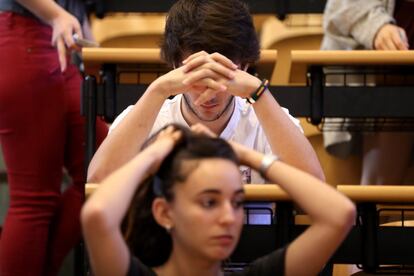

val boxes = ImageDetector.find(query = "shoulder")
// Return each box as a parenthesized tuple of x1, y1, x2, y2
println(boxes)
(232, 246, 287, 276)
(127, 256, 157, 276)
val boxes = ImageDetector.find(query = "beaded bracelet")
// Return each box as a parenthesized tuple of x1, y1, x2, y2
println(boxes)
(246, 78, 269, 104)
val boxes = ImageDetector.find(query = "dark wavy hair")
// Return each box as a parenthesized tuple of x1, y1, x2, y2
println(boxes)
(161, 0, 260, 68)
(122, 124, 239, 267)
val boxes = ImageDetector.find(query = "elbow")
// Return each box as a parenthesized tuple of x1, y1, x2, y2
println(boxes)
(334, 199, 357, 233)
(81, 201, 110, 234)
(314, 166, 326, 182)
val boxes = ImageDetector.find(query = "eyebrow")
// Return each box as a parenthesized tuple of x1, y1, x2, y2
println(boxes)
(197, 188, 244, 196)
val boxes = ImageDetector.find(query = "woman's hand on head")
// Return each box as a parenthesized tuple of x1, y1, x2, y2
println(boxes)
(190, 123, 257, 166)
(228, 141, 256, 166)
(50, 10, 82, 72)
(144, 126, 183, 174)
(190, 123, 217, 138)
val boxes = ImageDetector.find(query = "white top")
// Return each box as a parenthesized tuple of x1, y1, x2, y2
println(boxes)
(110, 95, 303, 224)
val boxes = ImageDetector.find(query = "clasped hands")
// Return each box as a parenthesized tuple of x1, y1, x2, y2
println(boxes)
(157, 51, 261, 106)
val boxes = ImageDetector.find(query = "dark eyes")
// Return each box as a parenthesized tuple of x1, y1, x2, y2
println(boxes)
(199, 198, 244, 209)
(201, 198, 217, 208)
(232, 199, 244, 209)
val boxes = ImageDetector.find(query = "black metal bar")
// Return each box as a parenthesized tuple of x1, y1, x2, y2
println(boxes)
(359, 203, 378, 273)
(318, 262, 333, 276)
(323, 86, 414, 118)
(309, 66, 324, 125)
(80, 74, 97, 276)
(274, 202, 294, 248)
(102, 64, 117, 122)
(96, 83, 414, 120)
(275, 0, 287, 20)
(92, 0, 326, 16)
(83, 75, 97, 168)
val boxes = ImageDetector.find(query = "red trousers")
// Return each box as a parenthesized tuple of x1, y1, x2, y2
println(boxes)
(0, 12, 108, 276)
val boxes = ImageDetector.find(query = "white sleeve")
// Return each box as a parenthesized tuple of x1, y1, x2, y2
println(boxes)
(108, 105, 134, 135)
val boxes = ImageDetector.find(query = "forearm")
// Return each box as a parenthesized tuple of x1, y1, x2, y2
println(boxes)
(241, 148, 355, 275)
(242, 149, 354, 226)
(87, 82, 167, 182)
(15, 0, 65, 24)
(83, 151, 155, 231)
(324, 0, 394, 49)
(253, 91, 325, 180)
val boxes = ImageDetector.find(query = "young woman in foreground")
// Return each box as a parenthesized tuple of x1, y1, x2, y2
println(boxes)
(81, 124, 355, 276)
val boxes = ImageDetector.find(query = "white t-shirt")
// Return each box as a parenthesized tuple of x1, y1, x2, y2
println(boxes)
(110, 95, 302, 224)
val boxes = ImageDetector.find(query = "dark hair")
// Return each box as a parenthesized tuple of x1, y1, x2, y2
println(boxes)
(123, 124, 239, 267)
(161, 0, 260, 68)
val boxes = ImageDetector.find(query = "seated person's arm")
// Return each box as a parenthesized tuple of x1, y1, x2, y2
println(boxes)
(82, 126, 182, 276)
(183, 52, 325, 180)
(87, 55, 236, 182)
(323, 0, 395, 50)
(232, 142, 356, 276)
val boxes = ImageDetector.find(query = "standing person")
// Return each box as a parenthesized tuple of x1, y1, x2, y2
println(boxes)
(322, 0, 414, 186)
(81, 124, 355, 276)
(0, 0, 108, 275)
(87, 0, 324, 186)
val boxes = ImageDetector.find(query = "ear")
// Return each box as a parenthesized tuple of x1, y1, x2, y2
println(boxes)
(152, 197, 174, 231)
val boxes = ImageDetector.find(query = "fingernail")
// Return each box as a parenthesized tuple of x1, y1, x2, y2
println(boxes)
(232, 64, 238, 69)
(221, 85, 227, 91)
(182, 79, 188, 85)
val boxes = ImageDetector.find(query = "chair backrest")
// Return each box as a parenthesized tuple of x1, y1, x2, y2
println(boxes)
(91, 14, 166, 48)
(260, 15, 323, 85)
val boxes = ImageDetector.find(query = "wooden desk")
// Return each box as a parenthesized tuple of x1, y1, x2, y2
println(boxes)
(86, 183, 414, 203)
(82, 48, 278, 76)
(287, 50, 414, 126)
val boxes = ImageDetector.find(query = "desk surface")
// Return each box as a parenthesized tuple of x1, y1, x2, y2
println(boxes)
(82, 48, 278, 75)
(291, 50, 414, 65)
(85, 183, 414, 203)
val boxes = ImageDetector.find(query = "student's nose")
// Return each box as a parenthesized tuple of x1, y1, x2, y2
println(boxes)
(219, 201, 237, 225)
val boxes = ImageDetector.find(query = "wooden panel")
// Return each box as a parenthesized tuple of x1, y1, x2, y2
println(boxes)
(86, 183, 414, 203)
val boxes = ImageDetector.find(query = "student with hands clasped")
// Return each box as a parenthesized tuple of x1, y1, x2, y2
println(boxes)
(82, 124, 356, 276)
(87, 0, 324, 188)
